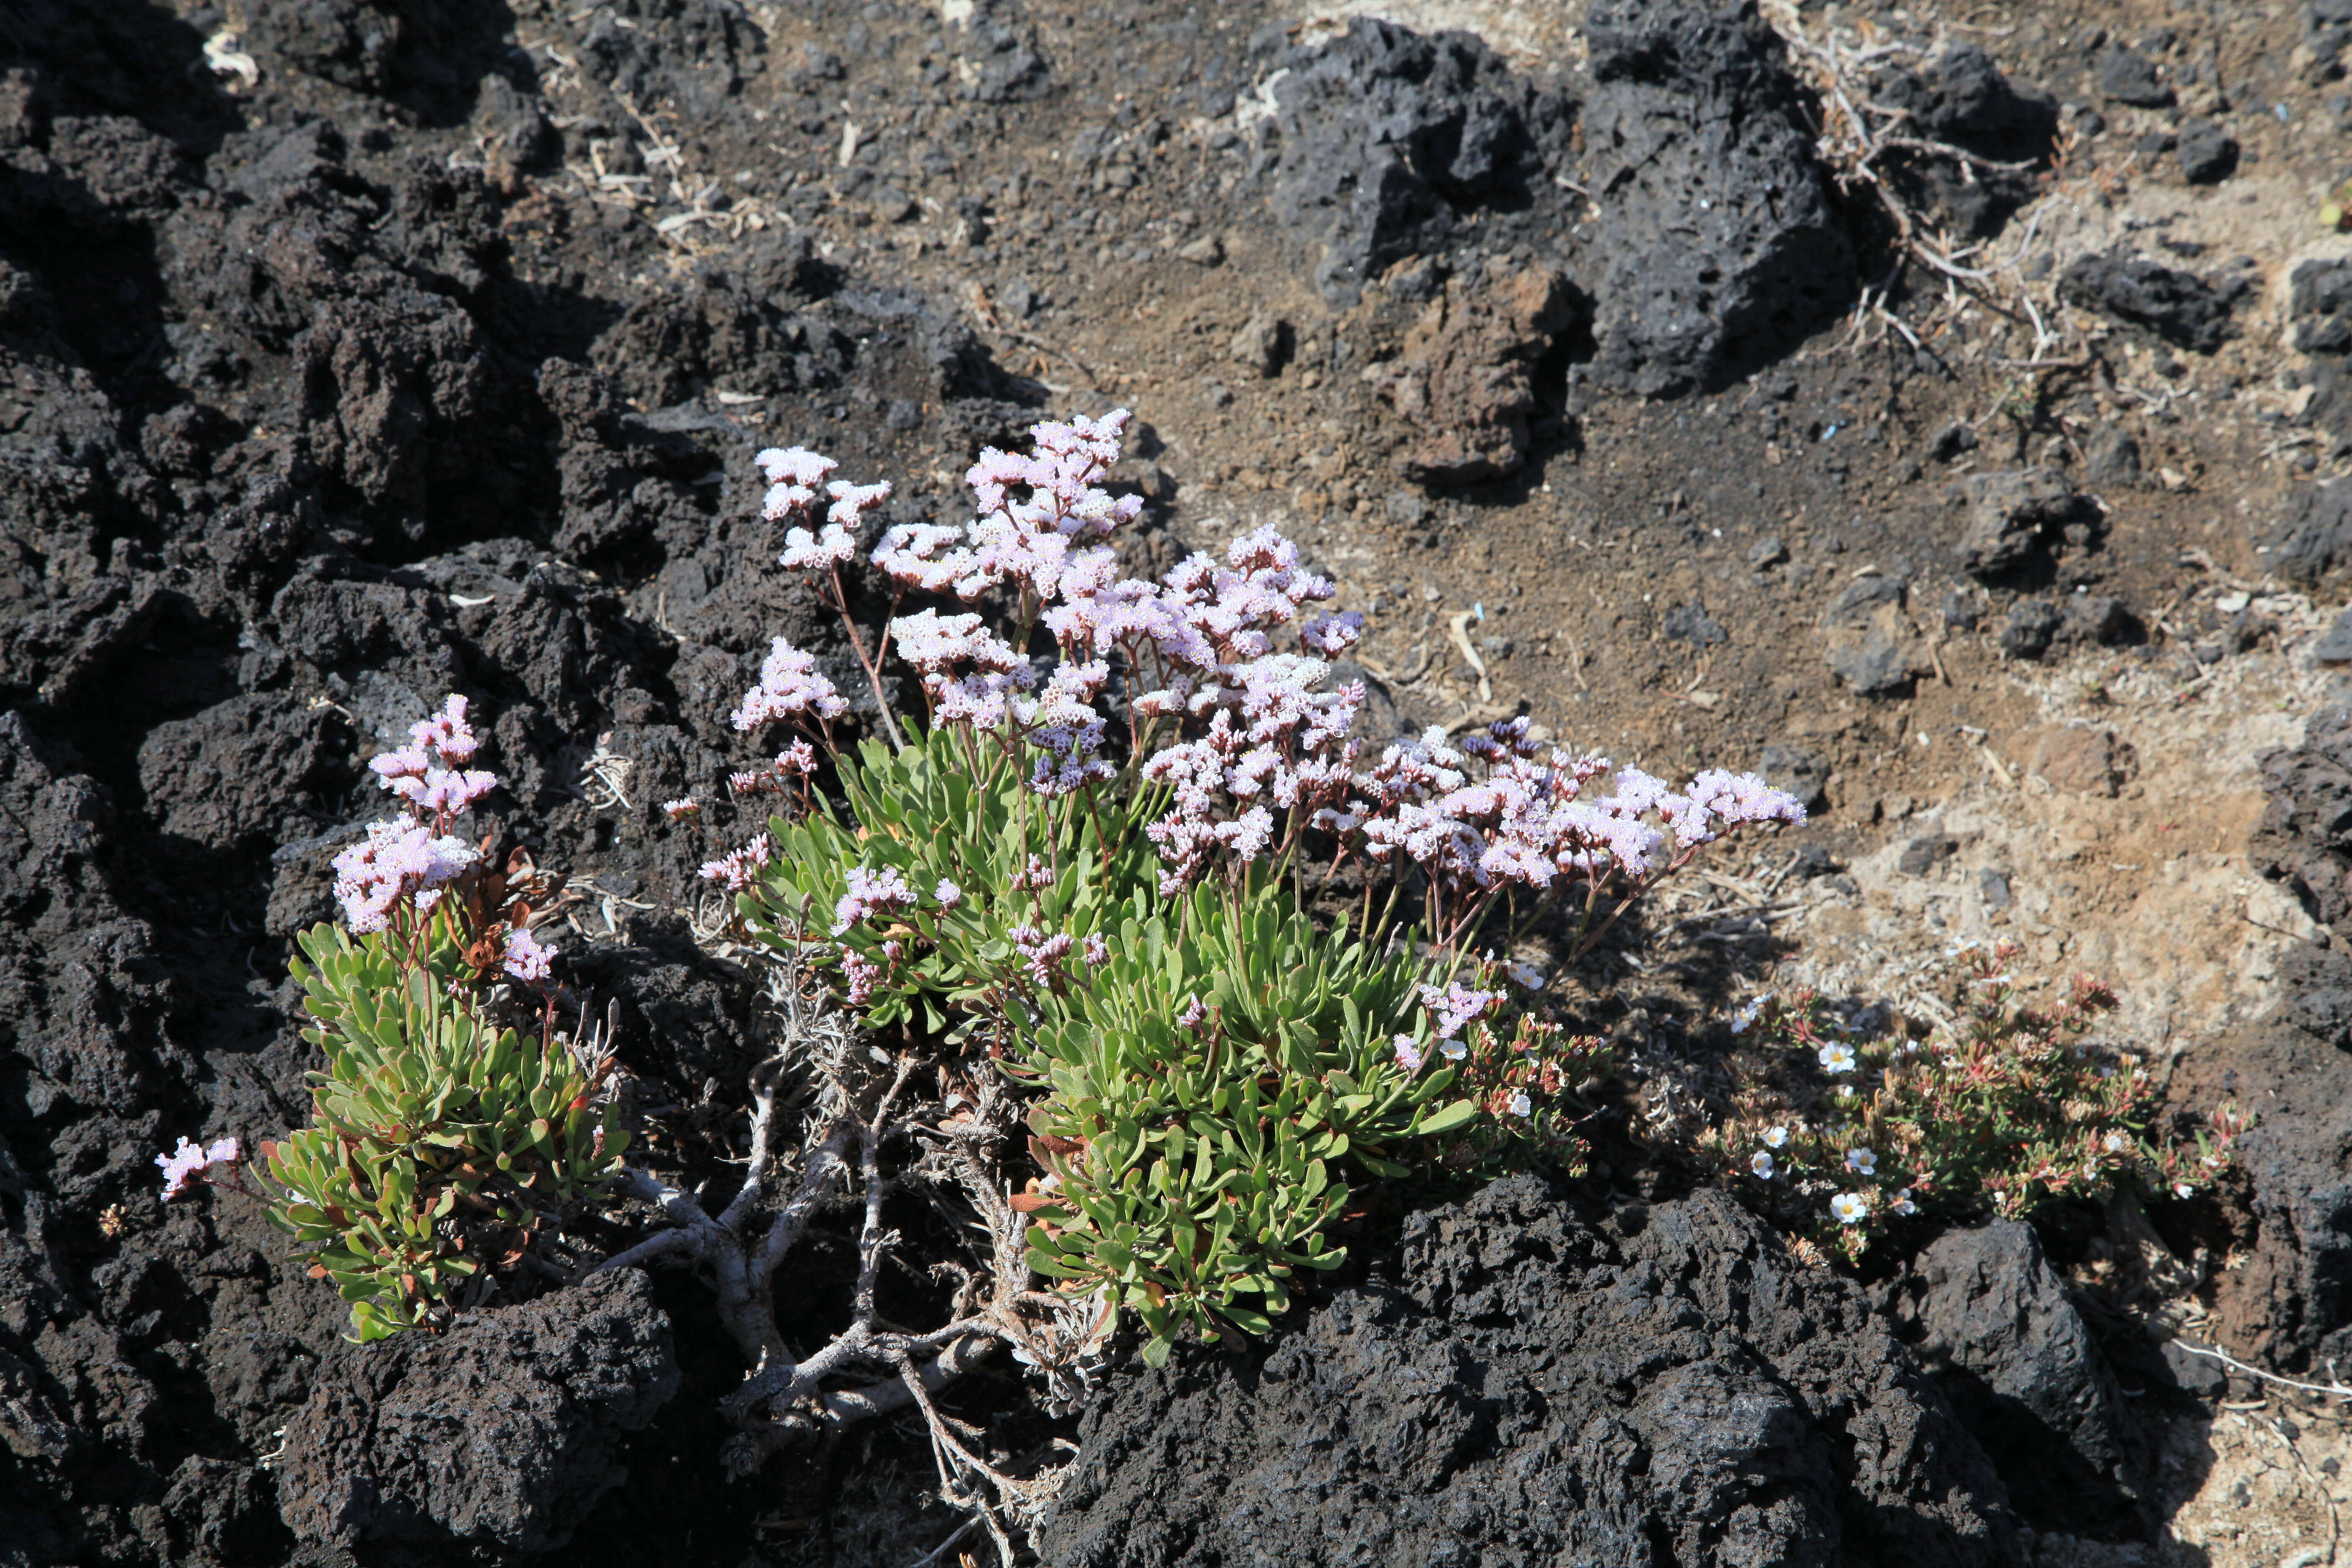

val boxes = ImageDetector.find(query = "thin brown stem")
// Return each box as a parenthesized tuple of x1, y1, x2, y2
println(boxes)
(827, 567, 907, 751)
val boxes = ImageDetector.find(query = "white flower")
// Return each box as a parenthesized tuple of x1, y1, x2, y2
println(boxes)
(1891, 1189, 1917, 1217)
(2175, 1183, 2195, 1199)
(1751, 1150, 1775, 1179)
(1506, 962, 1547, 990)
(1508, 1091, 1533, 1118)
(2102, 1132, 2129, 1155)
(1730, 991, 1774, 1035)
(935, 879, 962, 908)
(1818, 1042, 1857, 1073)
(1763, 1125, 1788, 1149)
(1845, 1147, 1876, 1176)
(1440, 1038, 1467, 1062)
(1829, 1192, 1869, 1225)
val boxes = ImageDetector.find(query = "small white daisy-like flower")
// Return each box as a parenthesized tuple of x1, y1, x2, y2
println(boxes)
(1892, 1189, 1917, 1217)
(1440, 1039, 1468, 1062)
(2174, 1183, 2195, 1199)
(1508, 1091, 1533, 1118)
(1763, 1125, 1788, 1149)
(1818, 1042, 1857, 1073)
(1729, 992, 1774, 1035)
(1751, 1150, 1775, 1179)
(1846, 1147, 1877, 1176)
(1507, 962, 1547, 990)
(1829, 1192, 1869, 1225)
(2102, 1132, 2129, 1154)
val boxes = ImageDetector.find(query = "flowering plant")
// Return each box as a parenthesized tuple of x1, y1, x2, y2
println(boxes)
(1704, 941, 2250, 1263)
(255, 697, 625, 1341)
(701, 410, 1801, 1360)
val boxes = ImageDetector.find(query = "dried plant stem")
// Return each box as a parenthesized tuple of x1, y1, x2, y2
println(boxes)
(596, 954, 1084, 1546)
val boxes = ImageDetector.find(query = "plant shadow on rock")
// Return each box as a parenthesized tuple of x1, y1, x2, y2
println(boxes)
(2175, 701, 2352, 1376)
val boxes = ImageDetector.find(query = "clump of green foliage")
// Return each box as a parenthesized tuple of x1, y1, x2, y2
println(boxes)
(266, 925, 625, 1340)
(1011, 890, 1473, 1356)
(744, 731, 1480, 1361)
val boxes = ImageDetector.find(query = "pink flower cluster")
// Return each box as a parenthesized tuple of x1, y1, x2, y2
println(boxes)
(1140, 653, 1365, 892)
(833, 866, 915, 934)
(335, 695, 501, 932)
(1421, 982, 1499, 1042)
(699, 832, 774, 894)
(1010, 924, 1075, 986)
(758, 443, 897, 576)
(719, 413, 1804, 1023)
(856, 412, 1145, 607)
(331, 820, 480, 933)
(504, 926, 555, 983)
(157, 1135, 239, 1200)
(732, 638, 848, 732)
(366, 695, 498, 820)
(758, 446, 838, 519)
(1352, 719, 1803, 893)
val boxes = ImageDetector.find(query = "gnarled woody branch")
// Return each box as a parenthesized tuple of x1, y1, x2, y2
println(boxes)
(593, 958, 1079, 1500)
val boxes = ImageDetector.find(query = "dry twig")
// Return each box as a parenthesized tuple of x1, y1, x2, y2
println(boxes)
(595, 949, 1097, 1540)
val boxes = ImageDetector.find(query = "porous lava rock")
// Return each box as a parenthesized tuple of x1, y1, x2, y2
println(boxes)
(1260, 18, 1572, 307)
(1037, 1178, 2017, 1568)
(1581, 0, 1853, 395)
(2058, 253, 2236, 353)
(2172, 703, 2352, 1372)
(2251, 703, 2352, 937)
(1869, 45, 2058, 236)
(2263, 475, 2352, 583)
(276, 1269, 680, 1556)
(1908, 1221, 2149, 1537)
(1952, 467, 2099, 580)
(2174, 1018, 2352, 1374)
(2094, 45, 2173, 108)
(2291, 259, 2352, 357)
(1993, 594, 2134, 661)
(1818, 574, 1927, 696)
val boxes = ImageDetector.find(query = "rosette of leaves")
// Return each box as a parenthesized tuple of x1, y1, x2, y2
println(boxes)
(1013, 887, 1478, 1362)
(745, 725, 1163, 1032)
(264, 924, 627, 1341)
